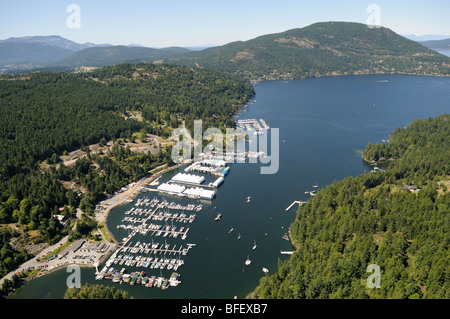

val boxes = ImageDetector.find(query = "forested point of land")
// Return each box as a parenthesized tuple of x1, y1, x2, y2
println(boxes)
(0, 63, 254, 280)
(254, 114, 449, 299)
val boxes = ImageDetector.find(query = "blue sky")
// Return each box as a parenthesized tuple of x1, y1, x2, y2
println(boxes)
(0, 0, 449, 47)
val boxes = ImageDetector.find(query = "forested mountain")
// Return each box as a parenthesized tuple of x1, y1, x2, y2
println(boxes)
(254, 115, 449, 299)
(0, 63, 254, 279)
(4, 22, 450, 79)
(55, 46, 191, 67)
(165, 22, 450, 80)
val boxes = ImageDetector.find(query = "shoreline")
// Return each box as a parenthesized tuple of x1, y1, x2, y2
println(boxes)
(95, 162, 187, 243)
(250, 71, 450, 82)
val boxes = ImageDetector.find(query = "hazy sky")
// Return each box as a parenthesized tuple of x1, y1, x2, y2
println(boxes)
(1, 0, 449, 47)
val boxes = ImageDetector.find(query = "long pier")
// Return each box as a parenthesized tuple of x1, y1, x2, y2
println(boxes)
(286, 200, 306, 211)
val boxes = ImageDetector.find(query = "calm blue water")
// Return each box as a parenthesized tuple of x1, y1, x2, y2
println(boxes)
(10, 74, 450, 299)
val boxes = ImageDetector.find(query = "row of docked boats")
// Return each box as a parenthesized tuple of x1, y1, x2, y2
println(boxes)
(97, 266, 181, 289)
(135, 197, 203, 212)
(113, 255, 185, 270)
(117, 222, 189, 239)
(124, 208, 196, 223)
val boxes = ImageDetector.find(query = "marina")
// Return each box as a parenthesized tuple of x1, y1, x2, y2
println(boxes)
(94, 156, 234, 289)
(236, 118, 269, 135)
(96, 196, 199, 288)
(93, 151, 239, 290)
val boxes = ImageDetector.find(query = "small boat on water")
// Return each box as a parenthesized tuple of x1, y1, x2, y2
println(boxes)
(245, 255, 251, 266)
(237, 233, 241, 240)
(229, 227, 234, 233)
(252, 240, 257, 250)
(214, 213, 222, 221)
(246, 196, 251, 203)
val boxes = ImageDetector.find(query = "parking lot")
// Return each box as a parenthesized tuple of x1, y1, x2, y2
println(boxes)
(17, 239, 116, 276)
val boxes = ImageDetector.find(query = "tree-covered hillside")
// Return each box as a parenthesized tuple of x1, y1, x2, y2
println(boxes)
(166, 22, 450, 80)
(254, 114, 449, 299)
(0, 63, 254, 278)
(0, 63, 254, 178)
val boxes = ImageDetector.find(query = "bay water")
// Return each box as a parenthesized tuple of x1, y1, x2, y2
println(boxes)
(10, 74, 450, 299)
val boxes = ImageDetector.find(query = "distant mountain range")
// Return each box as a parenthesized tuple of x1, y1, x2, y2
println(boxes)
(0, 35, 188, 71)
(55, 46, 191, 68)
(403, 34, 450, 42)
(0, 35, 106, 51)
(420, 38, 450, 50)
(0, 35, 108, 71)
(1, 22, 449, 78)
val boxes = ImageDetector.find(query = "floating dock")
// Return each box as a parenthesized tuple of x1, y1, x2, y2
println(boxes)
(185, 162, 230, 176)
(183, 187, 216, 200)
(212, 177, 224, 188)
(156, 182, 216, 200)
(171, 172, 205, 185)
(157, 183, 186, 195)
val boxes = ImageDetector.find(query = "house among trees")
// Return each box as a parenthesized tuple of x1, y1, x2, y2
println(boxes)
(402, 185, 419, 192)
(54, 214, 68, 228)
